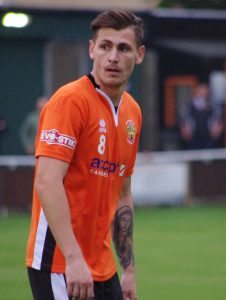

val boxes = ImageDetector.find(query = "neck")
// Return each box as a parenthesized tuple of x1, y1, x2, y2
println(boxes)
(100, 86, 124, 106)
(90, 72, 125, 106)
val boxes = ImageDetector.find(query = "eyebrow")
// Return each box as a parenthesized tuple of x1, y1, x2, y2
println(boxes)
(100, 39, 133, 48)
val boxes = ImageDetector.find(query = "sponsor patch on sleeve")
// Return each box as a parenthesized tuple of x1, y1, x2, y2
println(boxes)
(40, 129, 77, 149)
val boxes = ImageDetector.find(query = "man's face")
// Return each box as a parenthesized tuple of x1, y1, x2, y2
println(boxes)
(119, 212, 132, 233)
(89, 27, 144, 90)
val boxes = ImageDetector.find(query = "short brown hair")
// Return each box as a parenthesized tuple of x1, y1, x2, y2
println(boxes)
(91, 10, 144, 46)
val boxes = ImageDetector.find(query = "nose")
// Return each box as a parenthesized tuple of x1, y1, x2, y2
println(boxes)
(108, 48, 119, 63)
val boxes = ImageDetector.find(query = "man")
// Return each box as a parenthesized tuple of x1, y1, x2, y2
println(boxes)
(179, 83, 223, 149)
(26, 9, 145, 300)
(20, 96, 48, 154)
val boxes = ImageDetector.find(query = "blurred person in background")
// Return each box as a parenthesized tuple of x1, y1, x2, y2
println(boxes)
(20, 96, 48, 154)
(0, 116, 7, 153)
(179, 83, 223, 149)
(26, 9, 145, 300)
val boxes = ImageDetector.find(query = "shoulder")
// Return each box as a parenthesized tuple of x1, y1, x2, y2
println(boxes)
(50, 76, 92, 105)
(44, 76, 95, 119)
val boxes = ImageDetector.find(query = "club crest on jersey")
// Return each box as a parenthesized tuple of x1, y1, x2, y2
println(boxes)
(99, 119, 107, 133)
(126, 120, 136, 145)
(40, 129, 77, 149)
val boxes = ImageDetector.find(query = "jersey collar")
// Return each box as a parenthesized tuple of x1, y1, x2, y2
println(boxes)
(87, 73, 100, 89)
(87, 73, 122, 127)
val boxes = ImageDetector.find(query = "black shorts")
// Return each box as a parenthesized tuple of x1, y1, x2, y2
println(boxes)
(27, 267, 123, 300)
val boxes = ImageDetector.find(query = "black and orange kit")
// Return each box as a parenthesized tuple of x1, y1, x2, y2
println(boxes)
(26, 74, 142, 297)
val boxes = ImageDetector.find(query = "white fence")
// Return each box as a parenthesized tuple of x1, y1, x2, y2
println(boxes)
(133, 149, 226, 205)
(0, 149, 226, 210)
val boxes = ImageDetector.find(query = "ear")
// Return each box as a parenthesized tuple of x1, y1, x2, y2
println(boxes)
(135, 45, 145, 65)
(89, 40, 95, 60)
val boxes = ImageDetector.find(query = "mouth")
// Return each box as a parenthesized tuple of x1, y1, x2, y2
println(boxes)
(106, 67, 121, 74)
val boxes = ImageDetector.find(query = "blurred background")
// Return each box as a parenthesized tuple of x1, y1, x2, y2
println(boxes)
(0, 0, 226, 209)
(0, 2, 226, 300)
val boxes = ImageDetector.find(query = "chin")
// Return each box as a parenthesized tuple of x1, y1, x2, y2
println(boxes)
(104, 76, 126, 87)
(106, 80, 123, 88)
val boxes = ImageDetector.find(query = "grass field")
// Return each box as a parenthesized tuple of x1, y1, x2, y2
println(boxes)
(0, 205, 226, 300)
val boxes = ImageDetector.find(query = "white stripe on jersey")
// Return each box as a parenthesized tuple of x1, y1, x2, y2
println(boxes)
(51, 273, 69, 300)
(32, 208, 48, 269)
(96, 88, 122, 127)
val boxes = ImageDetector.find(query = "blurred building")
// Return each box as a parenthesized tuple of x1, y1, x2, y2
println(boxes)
(0, 0, 161, 10)
(0, 1, 226, 208)
(0, 3, 225, 154)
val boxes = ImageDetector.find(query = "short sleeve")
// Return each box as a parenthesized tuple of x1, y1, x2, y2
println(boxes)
(35, 86, 88, 163)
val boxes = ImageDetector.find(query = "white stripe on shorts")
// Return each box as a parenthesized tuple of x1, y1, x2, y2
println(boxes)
(51, 273, 69, 300)
(32, 209, 48, 269)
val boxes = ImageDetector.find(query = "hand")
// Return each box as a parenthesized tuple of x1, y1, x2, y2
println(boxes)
(66, 256, 94, 300)
(121, 268, 137, 300)
(26, 146, 35, 155)
(210, 121, 223, 138)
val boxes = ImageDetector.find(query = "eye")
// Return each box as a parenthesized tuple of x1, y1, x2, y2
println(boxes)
(100, 43, 111, 51)
(118, 44, 130, 53)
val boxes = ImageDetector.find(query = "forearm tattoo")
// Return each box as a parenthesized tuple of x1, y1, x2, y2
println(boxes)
(113, 205, 134, 269)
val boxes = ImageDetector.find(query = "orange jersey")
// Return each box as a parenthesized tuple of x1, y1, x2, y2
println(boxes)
(26, 74, 142, 281)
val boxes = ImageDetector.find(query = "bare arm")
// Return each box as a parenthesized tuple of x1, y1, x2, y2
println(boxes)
(36, 156, 94, 299)
(112, 176, 137, 300)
